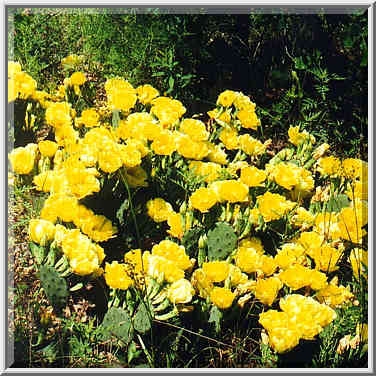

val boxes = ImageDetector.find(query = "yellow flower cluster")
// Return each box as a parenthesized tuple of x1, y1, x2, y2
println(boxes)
(257, 192, 296, 222)
(9, 143, 38, 175)
(288, 126, 314, 146)
(40, 194, 116, 242)
(12, 62, 368, 353)
(260, 294, 336, 353)
(105, 78, 137, 112)
(28, 219, 56, 246)
(151, 96, 186, 127)
(267, 162, 314, 198)
(61, 228, 105, 276)
(8, 61, 37, 102)
(191, 262, 241, 309)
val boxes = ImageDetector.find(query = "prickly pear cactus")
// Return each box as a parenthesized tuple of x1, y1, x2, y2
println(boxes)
(39, 265, 68, 310)
(100, 307, 133, 344)
(207, 222, 237, 261)
(133, 303, 152, 334)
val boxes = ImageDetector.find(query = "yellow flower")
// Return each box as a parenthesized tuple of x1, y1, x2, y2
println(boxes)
(274, 243, 306, 270)
(167, 212, 185, 239)
(40, 193, 79, 224)
(257, 192, 296, 222)
(235, 247, 261, 274)
(228, 265, 248, 286)
(8, 61, 22, 78)
(337, 204, 367, 243)
(312, 143, 330, 160)
(349, 248, 368, 280)
(76, 108, 100, 128)
(259, 310, 290, 333)
(210, 287, 235, 309)
(151, 130, 176, 156)
(28, 219, 56, 246)
(313, 244, 342, 273)
(147, 198, 174, 222)
(38, 140, 58, 158)
(105, 78, 137, 112)
(240, 166, 267, 187)
(176, 134, 209, 160)
(217, 90, 238, 107)
(297, 231, 324, 257)
(69, 72, 86, 86)
(278, 264, 313, 290)
(346, 179, 368, 201)
(271, 162, 301, 190)
(33, 171, 57, 192)
(167, 279, 195, 304)
(191, 269, 214, 298)
(316, 156, 342, 177)
(180, 119, 209, 141)
(316, 277, 354, 308)
(259, 255, 277, 276)
(8, 78, 18, 102)
(202, 261, 230, 282)
(216, 180, 248, 203)
(45, 102, 72, 129)
(342, 158, 366, 180)
(136, 84, 159, 104)
(78, 212, 117, 243)
(9, 144, 38, 175)
(151, 97, 186, 127)
(219, 128, 239, 150)
(254, 277, 282, 306)
(189, 161, 222, 183)
(105, 261, 134, 290)
(143, 252, 184, 283)
(207, 143, 228, 165)
(288, 126, 310, 146)
(234, 93, 256, 111)
(268, 327, 301, 354)
(152, 240, 191, 271)
(119, 143, 142, 168)
(309, 269, 328, 290)
(13, 71, 37, 99)
(237, 109, 260, 130)
(239, 237, 264, 254)
(62, 229, 105, 276)
(238, 134, 267, 156)
(291, 207, 315, 229)
(190, 187, 218, 213)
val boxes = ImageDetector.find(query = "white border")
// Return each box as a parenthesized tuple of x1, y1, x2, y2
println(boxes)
(1, 2, 373, 374)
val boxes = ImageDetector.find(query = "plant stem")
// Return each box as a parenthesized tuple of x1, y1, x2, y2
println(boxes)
(118, 169, 141, 249)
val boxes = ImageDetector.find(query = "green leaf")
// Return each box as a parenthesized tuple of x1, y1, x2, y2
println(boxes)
(39, 265, 68, 310)
(100, 307, 133, 344)
(38, 342, 58, 363)
(168, 76, 175, 90)
(361, 51, 368, 67)
(208, 305, 223, 334)
(128, 341, 141, 364)
(207, 222, 237, 261)
(29, 242, 46, 265)
(133, 303, 152, 334)
(326, 194, 351, 213)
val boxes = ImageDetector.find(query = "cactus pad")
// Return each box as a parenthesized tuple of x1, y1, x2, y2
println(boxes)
(100, 307, 133, 344)
(207, 222, 237, 261)
(39, 265, 68, 310)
